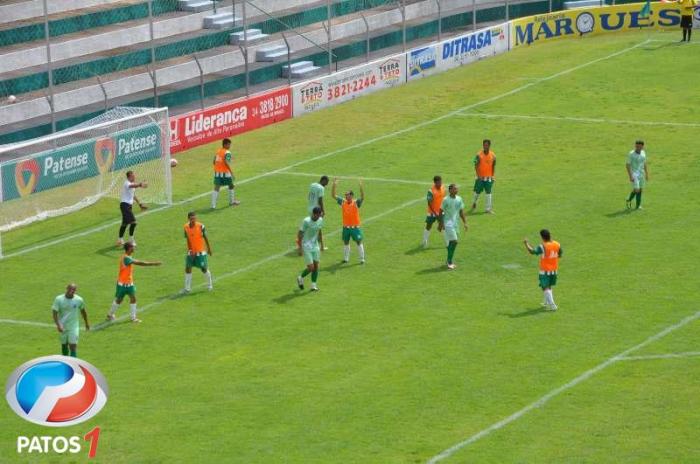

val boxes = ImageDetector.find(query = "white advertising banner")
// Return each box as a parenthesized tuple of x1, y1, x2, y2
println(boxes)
(292, 53, 406, 117)
(408, 23, 510, 81)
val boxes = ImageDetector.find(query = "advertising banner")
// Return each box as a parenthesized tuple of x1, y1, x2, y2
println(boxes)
(511, 2, 687, 48)
(169, 87, 292, 154)
(436, 23, 510, 72)
(293, 54, 406, 117)
(1, 124, 161, 202)
(407, 45, 439, 80)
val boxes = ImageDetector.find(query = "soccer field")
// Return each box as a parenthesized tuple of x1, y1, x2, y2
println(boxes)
(1, 30, 699, 463)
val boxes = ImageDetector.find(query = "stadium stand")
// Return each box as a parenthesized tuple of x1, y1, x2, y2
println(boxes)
(0, 0, 560, 144)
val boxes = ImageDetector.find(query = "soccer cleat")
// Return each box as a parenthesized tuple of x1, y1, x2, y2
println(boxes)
(485, 209, 495, 215)
(116, 238, 124, 247)
(421, 240, 428, 249)
(130, 317, 142, 323)
(547, 304, 558, 311)
(106, 314, 116, 322)
(360, 259, 365, 264)
(128, 239, 136, 246)
(636, 206, 643, 210)
(207, 286, 213, 292)
(447, 263, 456, 270)
(180, 288, 191, 295)
(296, 276, 304, 290)
(342, 260, 349, 264)
(229, 200, 241, 206)
(310, 283, 319, 291)
(625, 199, 632, 209)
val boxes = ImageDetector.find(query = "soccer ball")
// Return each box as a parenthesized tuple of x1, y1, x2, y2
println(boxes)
(170, 158, 178, 168)
(7, 95, 17, 104)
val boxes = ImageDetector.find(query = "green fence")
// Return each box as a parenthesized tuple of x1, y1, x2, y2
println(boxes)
(0, 0, 395, 98)
(0, 0, 556, 145)
(0, 0, 178, 48)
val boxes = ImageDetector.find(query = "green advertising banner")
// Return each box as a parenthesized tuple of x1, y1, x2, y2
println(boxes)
(1, 124, 161, 202)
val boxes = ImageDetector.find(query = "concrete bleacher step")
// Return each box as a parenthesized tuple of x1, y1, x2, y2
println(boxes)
(229, 29, 269, 45)
(178, 0, 215, 13)
(255, 44, 292, 62)
(203, 12, 241, 29)
(281, 61, 321, 79)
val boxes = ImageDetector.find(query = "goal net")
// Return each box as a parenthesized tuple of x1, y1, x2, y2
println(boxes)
(0, 107, 172, 257)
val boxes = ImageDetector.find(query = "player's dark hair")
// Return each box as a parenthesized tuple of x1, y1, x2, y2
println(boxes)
(187, 211, 196, 218)
(222, 138, 231, 146)
(312, 206, 323, 215)
(448, 183, 456, 190)
(483, 139, 491, 145)
(320, 176, 329, 185)
(123, 243, 134, 252)
(635, 140, 644, 145)
(126, 170, 133, 178)
(433, 175, 442, 183)
(540, 229, 551, 241)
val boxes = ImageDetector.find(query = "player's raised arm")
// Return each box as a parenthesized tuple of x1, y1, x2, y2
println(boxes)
(132, 259, 162, 266)
(523, 238, 535, 254)
(359, 180, 364, 202)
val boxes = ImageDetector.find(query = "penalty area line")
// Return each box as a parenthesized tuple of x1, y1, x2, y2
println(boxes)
(0, 319, 54, 328)
(617, 351, 700, 361)
(275, 171, 429, 186)
(456, 113, 700, 128)
(2, 39, 648, 261)
(91, 196, 425, 331)
(427, 309, 700, 463)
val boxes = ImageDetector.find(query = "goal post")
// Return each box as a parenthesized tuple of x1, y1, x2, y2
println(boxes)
(0, 106, 172, 258)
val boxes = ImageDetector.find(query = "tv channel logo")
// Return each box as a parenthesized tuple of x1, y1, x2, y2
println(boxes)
(5, 355, 108, 427)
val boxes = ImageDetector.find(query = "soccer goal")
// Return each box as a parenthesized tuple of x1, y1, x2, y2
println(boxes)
(0, 107, 172, 258)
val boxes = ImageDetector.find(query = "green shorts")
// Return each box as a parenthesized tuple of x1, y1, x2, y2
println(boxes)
(444, 226, 459, 242)
(214, 175, 234, 187)
(630, 173, 645, 190)
(115, 283, 136, 299)
(59, 329, 79, 345)
(185, 253, 209, 270)
(342, 227, 363, 243)
(425, 215, 439, 225)
(473, 178, 494, 194)
(538, 273, 558, 289)
(303, 246, 321, 265)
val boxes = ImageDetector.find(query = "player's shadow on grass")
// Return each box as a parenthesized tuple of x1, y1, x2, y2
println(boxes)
(416, 264, 448, 274)
(499, 307, 550, 318)
(323, 261, 362, 275)
(405, 245, 426, 255)
(605, 209, 633, 218)
(95, 244, 122, 258)
(272, 290, 310, 305)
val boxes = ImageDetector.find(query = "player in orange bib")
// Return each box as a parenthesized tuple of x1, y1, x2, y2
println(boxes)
(211, 138, 240, 208)
(182, 211, 213, 293)
(106, 242, 162, 323)
(524, 229, 563, 311)
(422, 175, 447, 248)
(332, 178, 365, 264)
(470, 139, 496, 214)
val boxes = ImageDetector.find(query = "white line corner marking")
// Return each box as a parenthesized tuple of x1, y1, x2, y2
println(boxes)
(427, 310, 700, 463)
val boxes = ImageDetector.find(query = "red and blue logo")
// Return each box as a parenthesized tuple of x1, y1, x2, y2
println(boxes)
(5, 356, 108, 427)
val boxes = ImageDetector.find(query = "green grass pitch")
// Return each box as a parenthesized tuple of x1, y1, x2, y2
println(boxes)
(1, 30, 699, 463)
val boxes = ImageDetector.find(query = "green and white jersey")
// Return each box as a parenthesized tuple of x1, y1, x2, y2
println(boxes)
(627, 150, 647, 176)
(441, 195, 465, 229)
(308, 183, 325, 213)
(51, 294, 85, 331)
(300, 216, 323, 249)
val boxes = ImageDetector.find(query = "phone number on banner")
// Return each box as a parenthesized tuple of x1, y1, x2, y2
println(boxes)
(327, 74, 378, 101)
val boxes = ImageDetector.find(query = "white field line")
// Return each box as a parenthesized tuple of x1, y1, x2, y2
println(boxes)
(427, 309, 700, 463)
(1, 40, 649, 261)
(649, 39, 700, 45)
(456, 112, 700, 128)
(0, 319, 54, 328)
(90, 196, 425, 331)
(277, 171, 429, 186)
(618, 351, 700, 361)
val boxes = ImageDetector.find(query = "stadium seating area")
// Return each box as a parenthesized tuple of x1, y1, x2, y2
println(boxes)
(0, 0, 560, 144)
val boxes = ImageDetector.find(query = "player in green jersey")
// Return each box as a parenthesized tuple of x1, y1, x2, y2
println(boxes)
(439, 184, 468, 270)
(626, 140, 649, 210)
(297, 207, 324, 291)
(52, 283, 90, 357)
(297, 176, 329, 255)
